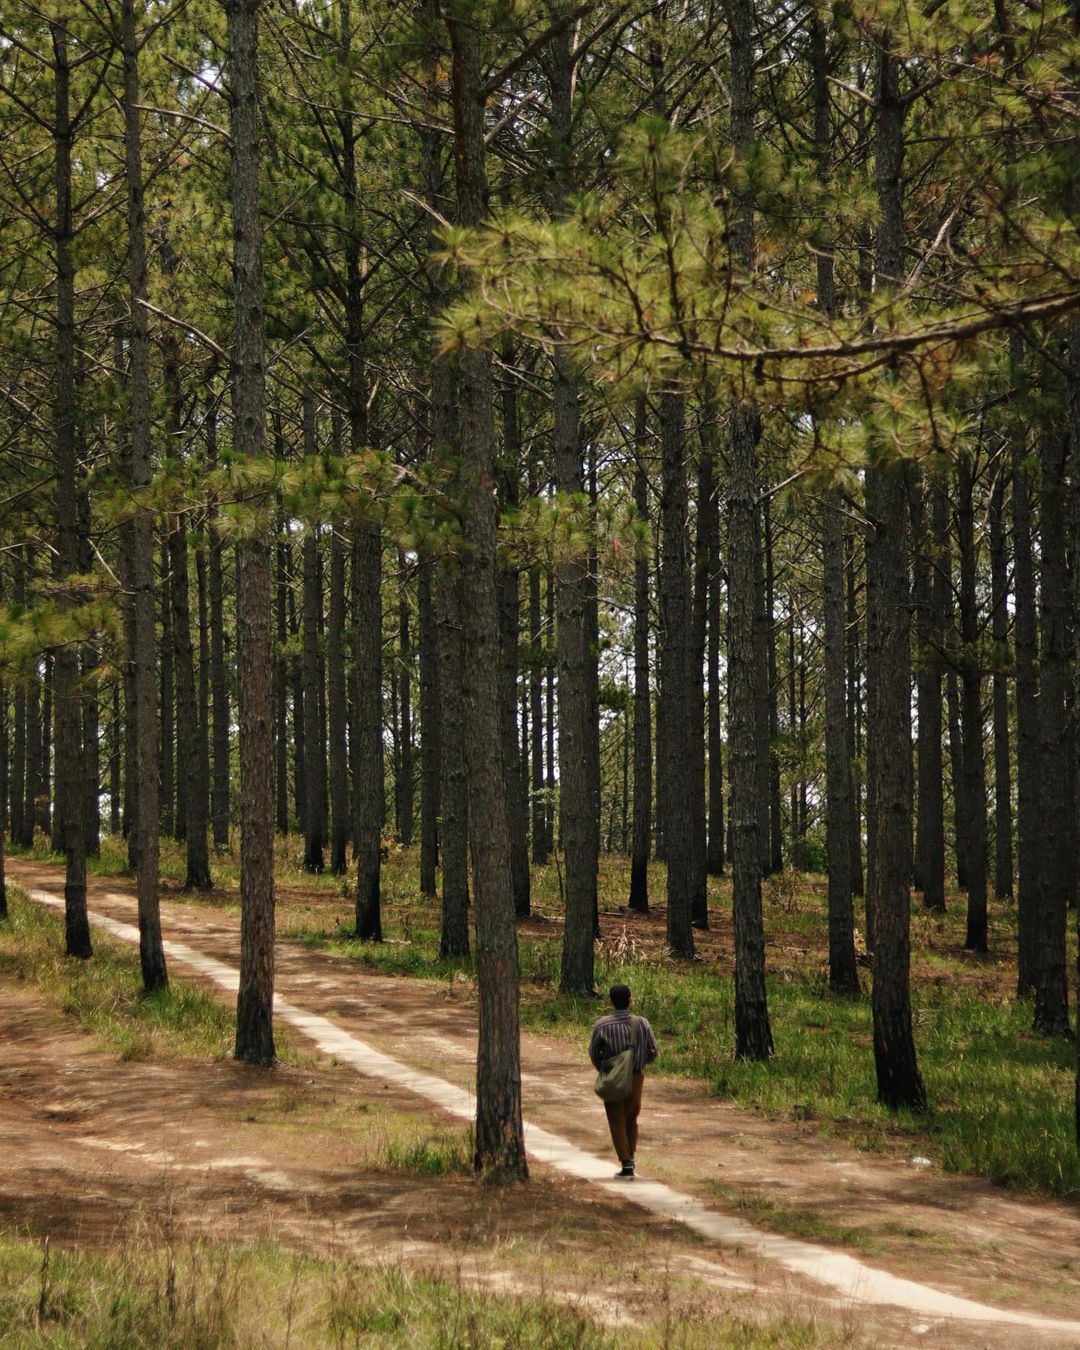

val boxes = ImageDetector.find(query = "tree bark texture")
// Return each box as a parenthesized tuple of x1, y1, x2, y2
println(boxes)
(448, 4, 527, 1178)
(956, 453, 987, 949)
(1034, 425, 1071, 1035)
(51, 21, 90, 959)
(550, 28, 598, 994)
(988, 460, 1013, 899)
(353, 521, 383, 940)
(328, 523, 350, 874)
(867, 37, 925, 1110)
(1011, 369, 1040, 997)
(226, 0, 276, 1066)
(728, 0, 771, 1058)
(629, 399, 651, 910)
(659, 391, 696, 957)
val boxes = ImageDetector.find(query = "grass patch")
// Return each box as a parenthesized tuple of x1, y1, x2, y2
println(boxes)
(382, 1125, 474, 1176)
(8, 838, 1078, 1201)
(712, 1189, 881, 1253)
(277, 847, 1080, 1202)
(0, 1233, 865, 1348)
(0, 888, 250, 1064)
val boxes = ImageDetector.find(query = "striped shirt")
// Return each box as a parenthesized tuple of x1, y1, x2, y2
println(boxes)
(588, 1009, 658, 1074)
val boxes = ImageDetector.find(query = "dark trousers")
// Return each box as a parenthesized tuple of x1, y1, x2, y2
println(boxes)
(603, 1070, 645, 1164)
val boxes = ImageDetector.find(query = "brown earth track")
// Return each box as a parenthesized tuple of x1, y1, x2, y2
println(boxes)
(3, 858, 1080, 1348)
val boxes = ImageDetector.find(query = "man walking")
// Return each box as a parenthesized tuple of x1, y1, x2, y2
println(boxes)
(588, 983, 658, 1179)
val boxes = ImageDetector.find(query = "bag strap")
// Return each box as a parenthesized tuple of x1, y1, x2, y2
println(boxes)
(631, 1015, 640, 1062)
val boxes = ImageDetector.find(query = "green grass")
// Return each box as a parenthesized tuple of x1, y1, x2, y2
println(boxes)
(6, 838, 1078, 1201)
(277, 850, 1080, 1202)
(710, 1189, 882, 1253)
(382, 1126, 474, 1176)
(0, 1233, 865, 1348)
(0, 888, 305, 1064)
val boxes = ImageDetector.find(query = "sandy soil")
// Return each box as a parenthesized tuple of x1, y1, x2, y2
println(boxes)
(3, 858, 1080, 1348)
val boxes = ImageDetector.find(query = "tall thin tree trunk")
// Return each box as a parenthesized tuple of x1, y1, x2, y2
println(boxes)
(913, 471, 946, 911)
(172, 517, 211, 888)
(22, 659, 40, 850)
(498, 348, 528, 916)
(418, 554, 440, 895)
(274, 528, 290, 833)
(328, 520, 350, 875)
(207, 395, 231, 849)
(659, 391, 696, 957)
(529, 561, 548, 865)
(689, 431, 713, 925)
(120, 0, 166, 986)
(159, 533, 175, 838)
(447, 5, 526, 1177)
(764, 499, 783, 875)
(51, 20, 89, 958)
(867, 32, 925, 1109)
(629, 399, 651, 910)
(988, 460, 1013, 898)
(353, 521, 383, 939)
(1034, 424, 1072, 1035)
(846, 535, 865, 898)
(226, 0, 276, 1066)
(550, 28, 598, 993)
(396, 553, 415, 847)
(956, 453, 987, 949)
(728, 0, 771, 1058)
(302, 396, 325, 875)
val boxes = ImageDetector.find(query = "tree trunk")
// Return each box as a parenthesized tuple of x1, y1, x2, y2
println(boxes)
(226, 0, 276, 1066)
(912, 472, 946, 911)
(121, 0, 166, 987)
(302, 396, 325, 875)
(207, 397, 231, 849)
(498, 348, 529, 916)
(706, 478, 724, 878)
(529, 561, 548, 865)
(956, 453, 987, 950)
(159, 533, 175, 838)
(1034, 424, 1071, 1035)
(690, 429, 713, 925)
(51, 20, 90, 958)
(447, 5, 527, 1178)
(764, 499, 783, 875)
(10, 552, 26, 849)
(436, 560, 470, 958)
(328, 520, 350, 875)
(846, 535, 865, 898)
(629, 398, 651, 910)
(988, 460, 1013, 899)
(396, 554, 415, 847)
(196, 540, 212, 866)
(418, 554, 440, 895)
(353, 521, 383, 939)
(109, 684, 121, 836)
(22, 658, 40, 850)
(274, 528, 290, 833)
(550, 28, 598, 994)
(171, 519, 212, 888)
(728, 0, 771, 1058)
(418, 114, 442, 900)
(867, 34, 925, 1110)
(659, 391, 696, 957)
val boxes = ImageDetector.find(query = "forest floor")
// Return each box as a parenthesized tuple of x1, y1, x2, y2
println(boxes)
(3, 856, 1080, 1348)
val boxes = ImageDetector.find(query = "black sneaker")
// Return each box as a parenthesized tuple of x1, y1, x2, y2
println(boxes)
(613, 1163, 635, 1180)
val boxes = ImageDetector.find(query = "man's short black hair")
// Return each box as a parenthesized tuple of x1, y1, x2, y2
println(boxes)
(609, 984, 631, 1010)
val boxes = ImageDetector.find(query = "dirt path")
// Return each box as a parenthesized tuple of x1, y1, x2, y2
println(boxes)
(5, 859, 1080, 1347)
